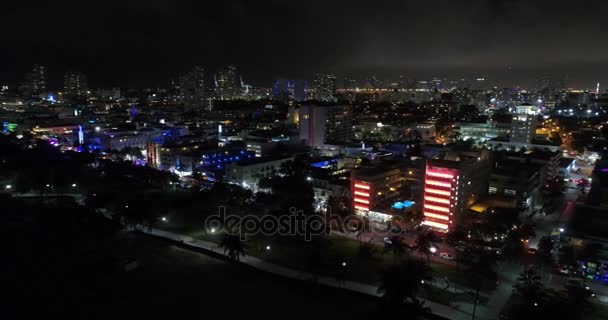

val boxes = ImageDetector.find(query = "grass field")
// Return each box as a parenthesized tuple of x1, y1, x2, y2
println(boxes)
(164, 224, 489, 307)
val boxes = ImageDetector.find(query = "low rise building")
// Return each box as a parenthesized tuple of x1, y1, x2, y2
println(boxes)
(225, 156, 294, 191)
(489, 159, 542, 210)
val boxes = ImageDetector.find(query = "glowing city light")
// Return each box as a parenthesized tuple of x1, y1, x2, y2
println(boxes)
(426, 171, 454, 179)
(425, 196, 450, 204)
(425, 188, 451, 196)
(425, 180, 451, 188)
(423, 212, 449, 220)
(424, 204, 450, 212)
(354, 198, 370, 204)
(354, 191, 370, 197)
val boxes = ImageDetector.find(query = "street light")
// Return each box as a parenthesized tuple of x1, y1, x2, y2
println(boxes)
(71, 183, 77, 188)
(5, 185, 12, 190)
(430, 246, 437, 254)
(266, 245, 271, 251)
(210, 228, 216, 233)
(341, 261, 347, 267)
(559, 228, 565, 233)
(161, 216, 167, 222)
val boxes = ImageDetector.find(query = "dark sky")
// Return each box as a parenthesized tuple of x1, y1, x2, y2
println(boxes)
(1, 0, 607, 88)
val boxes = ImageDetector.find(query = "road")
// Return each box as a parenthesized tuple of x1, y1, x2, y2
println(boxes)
(526, 158, 608, 305)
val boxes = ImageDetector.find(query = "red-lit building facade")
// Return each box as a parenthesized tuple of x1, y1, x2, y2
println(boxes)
(422, 156, 490, 232)
(351, 166, 405, 223)
(352, 180, 372, 211)
(422, 164, 459, 231)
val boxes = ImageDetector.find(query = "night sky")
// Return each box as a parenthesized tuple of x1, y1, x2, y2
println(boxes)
(1, 0, 607, 88)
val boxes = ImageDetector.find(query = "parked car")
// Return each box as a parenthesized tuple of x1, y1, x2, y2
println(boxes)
(439, 252, 455, 260)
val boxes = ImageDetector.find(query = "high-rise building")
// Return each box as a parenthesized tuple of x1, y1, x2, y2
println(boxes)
(63, 71, 88, 98)
(178, 66, 206, 107)
(510, 104, 538, 144)
(271, 79, 308, 101)
(20, 64, 47, 99)
(341, 77, 358, 89)
(313, 73, 337, 102)
(271, 80, 281, 99)
(215, 65, 238, 100)
(298, 104, 352, 147)
(422, 155, 490, 232)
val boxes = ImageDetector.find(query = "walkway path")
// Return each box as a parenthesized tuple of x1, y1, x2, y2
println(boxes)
(137, 225, 496, 320)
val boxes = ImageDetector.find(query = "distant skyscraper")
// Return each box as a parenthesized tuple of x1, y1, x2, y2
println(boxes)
(20, 64, 47, 98)
(63, 71, 88, 98)
(341, 77, 358, 89)
(215, 65, 238, 100)
(313, 73, 336, 102)
(179, 66, 206, 107)
(271, 79, 308, 101)
(365, 75, 379, 89)
(271, 80, 281, 99)
(286, 80, 296, 100)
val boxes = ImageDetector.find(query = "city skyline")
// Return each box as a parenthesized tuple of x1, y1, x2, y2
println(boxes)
(1, 0, 608, 88)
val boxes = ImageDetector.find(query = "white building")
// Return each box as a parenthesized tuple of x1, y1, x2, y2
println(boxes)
(225, 156, 294, 191)
(510, 104, 538, 144)
(298, 105, 352, 148)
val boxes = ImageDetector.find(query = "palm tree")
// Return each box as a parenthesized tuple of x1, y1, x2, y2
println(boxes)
(384, 235, 408, 264)
(466, 251, 497, 320)
(512, 266, 546, 313)
(501, 228, 526, 260)
(218, 234, 247, 261)
(357, 240, 378, 260)
(377, 258, 432, 307)
(415, 230, 439, 265)
(537, 235, 555, 262)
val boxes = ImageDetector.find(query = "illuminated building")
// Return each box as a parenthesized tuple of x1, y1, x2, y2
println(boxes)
(298, 104, 352, 147)
(64, 71, 88, 98)
(215, 65, 238, 100)
(510, 104, 538, 144)
(147, 142, 160, 167)
(351, 165, 405, 223)
(178, 66, 206, 107)
(422, 156, 490, 232)
(422, 163, 458, 231)
(272, 79, 308, 101)
(225, 156, 294, 191)
(455, 121, 511, 143)
(20, 64, 47, 98)
(313, 73, 337, 102)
